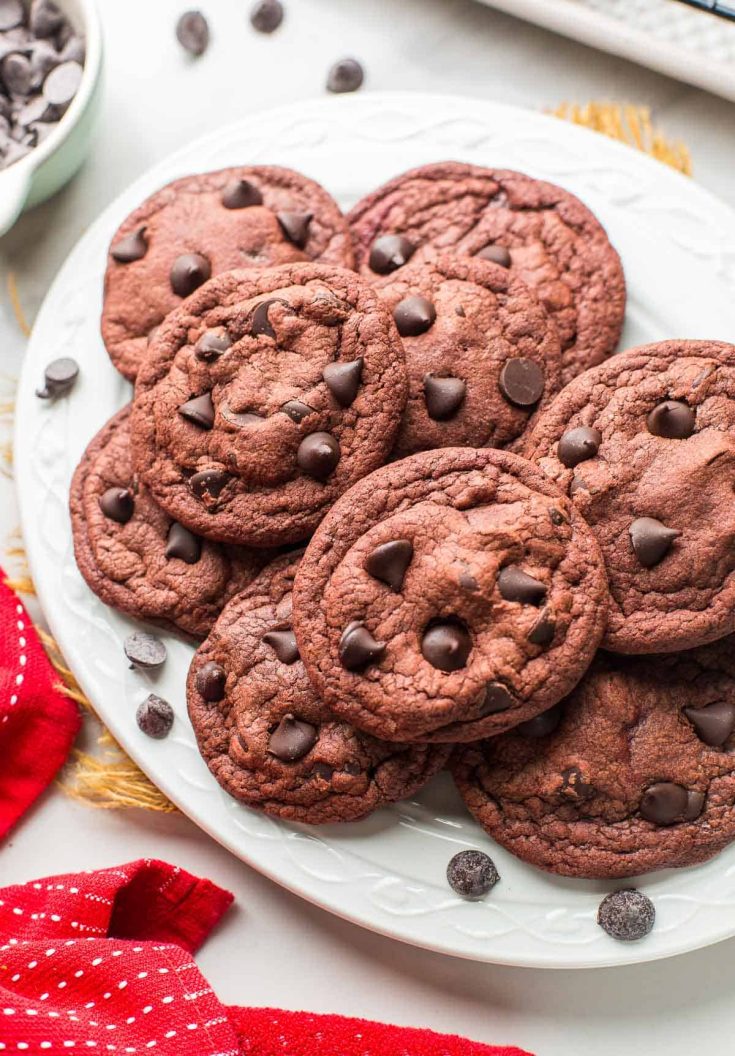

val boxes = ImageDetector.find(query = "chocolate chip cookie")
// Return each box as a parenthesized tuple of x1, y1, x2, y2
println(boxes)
(348, 162, 626, 385)
(130, 264, 407, 547)
(70, 406, 268, 638)
(102, 166, 355, 380)
(374, 252, 562, 457)
(187, 554, 450, 822)
(525, 339, 735, 654)
(453, 643, 735, 878)
(293, 447, 609, 743)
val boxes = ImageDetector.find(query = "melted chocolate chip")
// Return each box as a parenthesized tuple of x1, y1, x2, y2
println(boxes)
(339, 622, 386, 671)
(557, 426, 602, 468)
(421, 620, 471, 672)
(262, 629, 300, 665)
(221, 178, 263, 209)
(251, 299, 279, 338)
(640, 782, 703, 825)
(179, 392, 215, 429)
(560, 766, 593, 800)
(684, 701, 735, 747)
(190, 468, 230, 500)
(297, 432, 340, 480)
(165, 522, 201, 564)
(312, 762, 334, 781)
(196, 661, 226, 702)
(527, 609, 556, 646)
(515, 703, 563, 738)
(481, 682, 514, 715)
(282, 400, 314, 423)
(647, 400, 695, 440)
(497, 566, 547, 606)
(364, 539, 413, 591)
(498, 358, 545, 408)
(195, 329, 231, 361)
(170, 253, 211, 297)
(393, 295, 436, 337)
(368, 234, 416, 275)
(99, 487, 134, 524)
(424, 375, 466, 420)
(323, 358, 363, 407)
(476, 244, 511, 268)
(277, 211, 312, 249)
(269, 715, 318, 761)
(111, 226, 148, 263)
(629, 517, 680, 568)
(221, 406, 264, 428)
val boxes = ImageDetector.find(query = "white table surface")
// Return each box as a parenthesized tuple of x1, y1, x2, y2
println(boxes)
(2, 2, 735, 1053)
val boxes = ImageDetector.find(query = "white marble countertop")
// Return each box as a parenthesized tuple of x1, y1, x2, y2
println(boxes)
(3, 2, 735, 1053)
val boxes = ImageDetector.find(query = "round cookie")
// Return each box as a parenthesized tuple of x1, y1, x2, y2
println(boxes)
(187, 554, 450, 823)
(524, 340, 735, 654)
(452, 643, 735, 879)
(102, 165, 355, 380)
(292, 447, 609, 743)
(374, 252, 562, 457)
(348, 161, 626, 385)
(131, 264, 408, 548)
(70, 406, 268, 639)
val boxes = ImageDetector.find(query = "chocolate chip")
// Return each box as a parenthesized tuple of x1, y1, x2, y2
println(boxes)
(323, 358, 363, 407)
(251, 298, 280, 338)
(629, 517, 680, 568)
(516, 703, 563, 738)
(560, 765, 593, 800)
(647, 400, 695, 440)
(170, 253, 211, 297)
(42, 58, 82, 107)
(557, 426, 602, 468)
(365, 539, 413, 591)
(2, 52, 31, 94)
(111, 227, 148, 264)
(423, 375, 466, 421)
(498, 358, 545, 408)
(176, 11, 209, 56)
(165, 522, 201, 564)
(282, 400, 314, 423)
(0, 0, 24, 31)
(326, 57, 364, 94)
(393, 295, 436, 337)
(640, 782, 703, 825)
(597, 890, 655, 942)
(262, 629, 299, 665)
(549, 508, 565, 526)
(195, 329, 231, 360)
(268, 715, 317, 762)
(196, 661, 226, 702)
(497, 566, 547, 606)
(312, 762, 334, 781)
(446, 850, 499, 899)
(569, 475, 588, 498)
(277, 211, 312, 249)
(179, 392, 215, 429)
(297, 432, 340, 480)
(190, 468, 230, 500)
(221, 177, 263, 209)
(220, 406, 263, 428)
(250, 0, 283, 33)
(99, 487, 134, 524)
(136, 694, 174, 739)
(29, 0, 63, 37)
(339, 622, 386, 671)
(459, 570, 479, 591)
(481, 682, 514, 714)
(368, 234, 416, 275)
(421, 620, 471, 672)
(477, 244, 511, 268)
(124, 632, 167, 670)
(36, 356, 78, 399)
(527, 609, 556, 647)
(684, 701, 735, 747)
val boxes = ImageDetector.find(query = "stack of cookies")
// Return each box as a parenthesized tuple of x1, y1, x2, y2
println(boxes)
(70, 160, 735, 888)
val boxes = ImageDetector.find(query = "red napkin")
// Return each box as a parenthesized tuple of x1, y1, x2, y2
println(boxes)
(0, 570, 81, 840)
(0, 860, 531, 1056)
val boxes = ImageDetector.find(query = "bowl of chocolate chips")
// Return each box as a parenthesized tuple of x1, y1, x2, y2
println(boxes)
(0, 0, 102, 235)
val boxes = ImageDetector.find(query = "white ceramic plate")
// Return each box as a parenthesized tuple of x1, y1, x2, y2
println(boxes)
(15, 93, 735, 969)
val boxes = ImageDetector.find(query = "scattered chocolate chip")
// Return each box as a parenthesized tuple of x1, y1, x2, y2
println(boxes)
(277, 211, 312, 249)
(640, 782, 703, 825)
(647, 400, 695, 440)
(99, 487, 134, 524)
(498, 358, 545, 408)
(557, 426, 602, 468)
(393, 295, 436, 337)
(263, 629, 299, 665)
(136, 694, 174, 739)
(560, 765, 593, 800)
(598, 890, 655, 942)
(497, 566, 547, 605)
(170, 253, 211, 297)
(629, 517, 680, 568)
(124, 632, 167, 670)
(196, 661, 226, 702)
(179, 392, 215, 429)
(42, 58, 81, 106)
(297, 432, 340, 480)
(282, 400, 314, 423)
(481, 682, 514, 714)
(250, 0, 283, 33)
(447, 850, 499, 899)
(190, 468, 230, 499)
(527, 609, 556, 647)
(423, 375, 466, 421)
(251, 298, 279, 338)
(326, 57, 364, 94)
(339, 621, 386, 671)
(165, 522, 201, 564)
(221, 177, 263, 209)
(476, 244, 511, 268)
(323, 358, 363, 407)
(195, 329, 231, 360)
(368, 234, 416, 275)
(36, 356, 78, 399)
(111, 227, 148, 264)
(516, 703, 563, 738)
(176, 10, 209, 56)
(269, 714, 317, 761)
(0, 0, 24, 32)
(421, 620, 471, 672)
(684, 701, 735, 747)
(365, 539, 413, 591)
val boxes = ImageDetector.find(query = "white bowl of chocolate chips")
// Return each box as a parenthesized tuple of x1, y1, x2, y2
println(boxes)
(0, 0, 102, 235)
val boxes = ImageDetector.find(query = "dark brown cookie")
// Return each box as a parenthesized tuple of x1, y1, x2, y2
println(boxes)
(70, 406, 268, 639)
(452, 643, 735, 878)
(524, 339, 735, 654)
(348, 161, 626, 385)
(102, 166, 355, 380)
(292, 447, 608, 743)
(130, 264, 408, 548)
(373, 252, 562, 457)
(187, 554, 450, 823)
